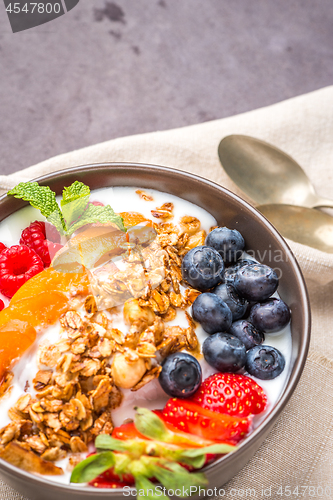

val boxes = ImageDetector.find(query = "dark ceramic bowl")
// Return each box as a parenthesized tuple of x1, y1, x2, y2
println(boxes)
(0, 163, 310, 500)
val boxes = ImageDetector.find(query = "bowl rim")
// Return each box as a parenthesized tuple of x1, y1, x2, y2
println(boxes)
(0, 162, 311, 494)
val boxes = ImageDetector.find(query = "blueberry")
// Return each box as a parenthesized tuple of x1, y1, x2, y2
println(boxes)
(213, 283, 248, 321)
(234, 263, 278, 301)
(181, 245, 224, 291)
(249, 298, 291, 334)
(245, 345, 285, 379)
(229, 319, 265, 350)
(192, 293, 232, 334)
(159, 352, 202, 398)
(205, 227, 245, 264)
(203, 332, 246, 372)
(224, 259, 256, 284)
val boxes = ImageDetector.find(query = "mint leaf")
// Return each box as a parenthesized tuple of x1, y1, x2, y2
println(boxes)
(66, 202, 125, 235)
(61, 181, 90, 227)
(8, 182, 65, 234)
(62, 181, 90, 204)
(70, 451, 115, 483)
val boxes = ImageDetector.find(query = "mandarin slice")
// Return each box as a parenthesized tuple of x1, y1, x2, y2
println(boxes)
(0, 320, 36, 381)
(0, 292, 69, 379)
(10, 265, 90, 305)
(120, 212, 150, 228)
(2, 292, 69, 329)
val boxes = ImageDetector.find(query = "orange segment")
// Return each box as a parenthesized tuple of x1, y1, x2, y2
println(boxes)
(120, 212, 151, 228)
(0, 265, 91, 381)
(0, 320, 36, 381)
(10, 266, 90, 305)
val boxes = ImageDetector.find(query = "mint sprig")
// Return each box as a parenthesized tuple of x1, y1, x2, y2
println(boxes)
(61, 180, 90, 228)
(8, 182, 66, 233)
(8, 181, 125, 236)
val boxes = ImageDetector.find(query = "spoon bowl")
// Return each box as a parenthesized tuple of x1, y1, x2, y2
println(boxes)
(257, 204, 333, 253)
(218, 135, 333, 209)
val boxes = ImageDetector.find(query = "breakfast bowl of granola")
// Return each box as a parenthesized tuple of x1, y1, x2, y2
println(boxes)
(0, 163, 310, 500)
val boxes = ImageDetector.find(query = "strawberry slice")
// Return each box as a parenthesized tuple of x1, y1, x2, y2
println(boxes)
(162, 398, 251, 443)
(112, 422, 147, 441)
(88, 466, 135, 488)
(113, 415, 219, 448)
(191, 373, 267, 418)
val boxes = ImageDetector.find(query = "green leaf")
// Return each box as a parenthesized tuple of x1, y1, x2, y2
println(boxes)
(95, 434, 146, 457)
(171, 443, 236, 469)
(61, 181, 90, 205)
(66, 203, 125, 235)
(134, 408, 210, 447)
(134, 407, 172, 442)
(135, 475, 169, 500)
(70, 451, 115, 483)
(151, 462, 208, 494)
(113, 453, 132, 479)
(61, 181, 90, 227)
(8, 182, 65, 234)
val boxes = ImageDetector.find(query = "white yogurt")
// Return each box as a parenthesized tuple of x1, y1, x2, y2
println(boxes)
(0, 186, 292, 484)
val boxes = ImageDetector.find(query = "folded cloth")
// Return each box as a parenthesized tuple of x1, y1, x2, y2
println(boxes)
(1, 86, 333, 499)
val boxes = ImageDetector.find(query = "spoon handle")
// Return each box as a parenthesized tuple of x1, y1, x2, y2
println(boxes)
(313, 197, 333, 209)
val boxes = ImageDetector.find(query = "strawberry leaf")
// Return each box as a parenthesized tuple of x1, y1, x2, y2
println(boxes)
(95, 434, 146, 457)
(150, 462, 208, 494)
(70, 451, 115, 483)
(134, 407, 172, 442)
(135, 475, 169, 500)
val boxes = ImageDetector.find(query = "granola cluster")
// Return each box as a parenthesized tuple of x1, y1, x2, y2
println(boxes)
(0, 197, 206, 475)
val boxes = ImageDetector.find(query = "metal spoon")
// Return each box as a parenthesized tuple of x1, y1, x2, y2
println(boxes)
(218, 134, 333, 209)
(257, 204, 333, 253)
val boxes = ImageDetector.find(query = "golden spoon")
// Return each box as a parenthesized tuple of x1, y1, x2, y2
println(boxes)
(218, 135, 333, 209)
(257, 204, 333, 253)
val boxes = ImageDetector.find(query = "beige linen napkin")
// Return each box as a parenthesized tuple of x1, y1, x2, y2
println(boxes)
(1, 86, 333, 499)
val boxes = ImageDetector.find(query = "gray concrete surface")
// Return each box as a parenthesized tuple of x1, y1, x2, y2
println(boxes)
(0, 0, 333, 175)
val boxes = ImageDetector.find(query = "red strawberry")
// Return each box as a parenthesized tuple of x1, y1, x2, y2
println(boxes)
(88, 466, 135, 488)
(162, 398, 251, 443)
(112, 415, 216, 448)
(20, 221, 62, 267)
(112, 422, 147, 441)
(191, 373, 267, 418)
(0, 299, 4, 311)
(0, 245, 44, 298)
(0, 243, 6, 254)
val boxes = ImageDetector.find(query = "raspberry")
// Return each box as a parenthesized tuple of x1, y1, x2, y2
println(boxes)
(0, 299, 4, 311)
(0, 245, 44, 298)
(90, 201, 104, 207)
(0, 243, 6, 254)
(20, 221, 62, 267)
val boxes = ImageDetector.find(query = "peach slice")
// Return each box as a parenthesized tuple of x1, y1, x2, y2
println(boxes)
(51, 214, 154, 270)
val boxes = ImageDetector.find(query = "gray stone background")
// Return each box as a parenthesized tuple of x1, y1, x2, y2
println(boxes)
(0, 0, 333, 175)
